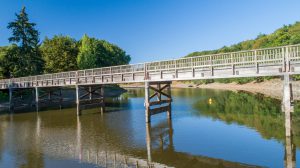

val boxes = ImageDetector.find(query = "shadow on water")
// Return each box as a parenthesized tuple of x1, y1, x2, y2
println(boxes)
(0, 87, 298, 167)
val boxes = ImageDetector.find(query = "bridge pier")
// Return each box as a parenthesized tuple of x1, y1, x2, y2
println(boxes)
(35, 87, 63, 111)
(144, 81, 172, 123)
(8, 87, 35, 111)
(75, 85, 105, 116)
(282, 74, 294, 115)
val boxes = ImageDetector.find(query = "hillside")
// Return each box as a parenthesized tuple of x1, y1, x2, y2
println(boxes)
(184, 22, 300, 84)
(186, 22, 300, 57)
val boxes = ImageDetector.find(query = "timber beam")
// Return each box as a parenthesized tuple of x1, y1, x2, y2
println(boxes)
(282, 74, 294, 114)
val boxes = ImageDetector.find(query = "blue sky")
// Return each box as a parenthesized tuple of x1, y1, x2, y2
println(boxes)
(0, 0, 300, 63)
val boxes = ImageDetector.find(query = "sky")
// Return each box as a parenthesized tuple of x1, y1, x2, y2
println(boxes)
(0, 0, 300, 64)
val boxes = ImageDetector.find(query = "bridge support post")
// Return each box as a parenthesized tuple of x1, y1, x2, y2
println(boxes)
(76, 85, 105, 116)
(8, 88, 35, 111)
(144, 81, 172, 123)
(145, 82, 150, 123)
(282, 74, 293, 114)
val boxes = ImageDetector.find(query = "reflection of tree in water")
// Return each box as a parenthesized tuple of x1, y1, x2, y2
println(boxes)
(123, 88, 145, 98)
(143, 119, 262, 168)
(192, 90, 300, 147)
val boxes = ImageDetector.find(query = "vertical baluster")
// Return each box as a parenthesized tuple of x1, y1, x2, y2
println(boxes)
(231, 53, 235, 75)
(175, 60, 178, 78)
(286, 46, 290, 72)
(110, 67, 113, 82)
(210, 55, 213, 76)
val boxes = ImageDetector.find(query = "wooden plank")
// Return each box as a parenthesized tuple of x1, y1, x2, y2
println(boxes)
(79, 98, 104, 105)
(149, 81, 171, 85)
(150, 105, 170, 115)
(149, 92, 157, 100)
(149, 99, 171, 106)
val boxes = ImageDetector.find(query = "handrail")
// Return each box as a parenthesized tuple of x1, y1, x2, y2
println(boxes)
(0, 43, 300, 86)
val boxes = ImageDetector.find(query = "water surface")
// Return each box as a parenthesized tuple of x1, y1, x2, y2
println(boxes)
(0, 88, 298, 168)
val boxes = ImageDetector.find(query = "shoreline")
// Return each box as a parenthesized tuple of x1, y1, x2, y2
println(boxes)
(120, 79, 300, 101)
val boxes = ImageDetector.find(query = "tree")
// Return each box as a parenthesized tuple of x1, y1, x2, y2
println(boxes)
(0, 47, 9, 79)
(0, 45, 20, 78)
(7, 7, 39, 49)
(41, 35, 79, 73)
(6, 6, 43, 77)
(77, 35, 98, 69)
(77, 34, 131, 69)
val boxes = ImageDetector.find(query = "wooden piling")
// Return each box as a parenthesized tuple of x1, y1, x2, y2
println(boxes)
(282, 74, 293, 114)
(145, 82, 150, 123)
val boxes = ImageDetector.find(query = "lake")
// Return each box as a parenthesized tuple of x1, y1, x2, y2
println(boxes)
(0, 88, 298, 168)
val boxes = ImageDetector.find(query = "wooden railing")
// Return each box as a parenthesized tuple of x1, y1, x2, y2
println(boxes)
(1, 44, 300, 89)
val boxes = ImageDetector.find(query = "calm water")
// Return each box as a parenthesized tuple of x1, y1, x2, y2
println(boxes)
(0, 88, 299, 168)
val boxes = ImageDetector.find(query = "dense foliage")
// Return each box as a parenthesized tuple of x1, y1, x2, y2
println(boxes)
(0, 7, 131, 78)
(41, 35, 79, 73)
(77, 34, 130, 69)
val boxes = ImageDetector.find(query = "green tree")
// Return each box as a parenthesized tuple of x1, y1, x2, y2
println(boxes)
(6, 6, 43, 77)
(0, 47, 9, 79)
(0, 45, 20, 78)
(77, 34, 131, 69)
(41, 35, 79, 73)
(7, 7, 39, 49)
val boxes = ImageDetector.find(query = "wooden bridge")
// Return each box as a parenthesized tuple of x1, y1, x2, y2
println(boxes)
(0, 44, 299, 123)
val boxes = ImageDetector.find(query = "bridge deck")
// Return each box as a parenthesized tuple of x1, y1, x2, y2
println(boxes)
(1, 44, 300, 89)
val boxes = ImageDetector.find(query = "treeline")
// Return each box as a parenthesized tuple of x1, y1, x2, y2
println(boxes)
(0, 7, 130, 79)
(186, 22, 300, 84)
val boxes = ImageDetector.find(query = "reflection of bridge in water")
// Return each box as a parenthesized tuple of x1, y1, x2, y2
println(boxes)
(0, 106, 296, 168)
